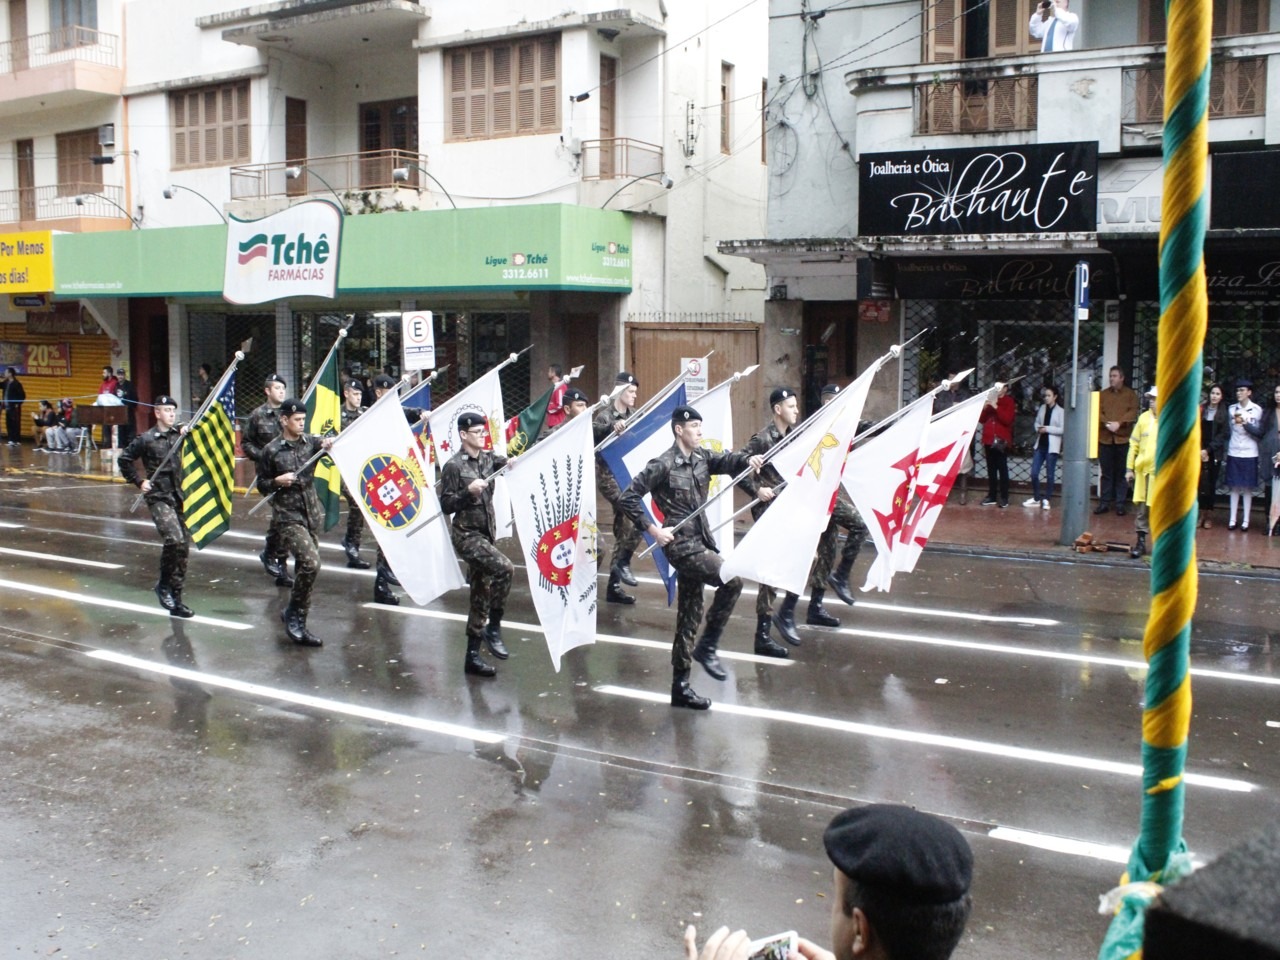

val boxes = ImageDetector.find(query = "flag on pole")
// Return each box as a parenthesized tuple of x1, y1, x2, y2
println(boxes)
(506, 410, 598, 670)
(404, 378, 433, 462)
(720, 367, 874, 596)
(686, 378, 737, 557)
(842, 396, 935, 593)
(599, 385, 688, 604)
(305, 349, 343, 531)
(328, 390, 465, 605)
(429, 368, 513, 537)
(182, 372, 237, 548)
(505, 386, 553, 456)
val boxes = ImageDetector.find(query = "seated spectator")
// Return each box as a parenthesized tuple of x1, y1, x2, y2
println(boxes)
(32, 400, 70, 452)
(59, 399, 85, 451)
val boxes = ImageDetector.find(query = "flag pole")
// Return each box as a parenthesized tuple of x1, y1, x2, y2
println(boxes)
(595, 352, 714, 453)
(129, 344, 249, 513)
(300, 320, 353, 405)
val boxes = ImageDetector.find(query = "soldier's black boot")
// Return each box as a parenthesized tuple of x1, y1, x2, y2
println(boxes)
(806, 588, 841, 627)
(1130, 532, 1147, 559)
(464, 633, 497, 677)
(483, 614, 509, 660)
(295, 612, 322, 647)
(772, 593, 802, 645)
(671, 669, 711, 710)
(275, 567, 294, 588)
(280, 604, 306, 644)
(169, 590, 195, 619)
(692, 628, 727, 681)
(154, 581, 177, 612)
(827, 557, 857, 605)
(612, 548, 638, 587)
(373, 571, 401, 606)
(754, 616, 789, 658)
(606, 569, 635, 605)
(343, 538, 371, 570)
(377, 557, 401, 587)
(260, 549, 285, 581)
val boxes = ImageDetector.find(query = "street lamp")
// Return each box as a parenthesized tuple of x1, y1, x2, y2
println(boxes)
(284, 164, 346, 210)
(162, 184, 227, 223)
(392, 163, 457, 210)
(75, 193, 140, 228)
(599, 171, 674, 209)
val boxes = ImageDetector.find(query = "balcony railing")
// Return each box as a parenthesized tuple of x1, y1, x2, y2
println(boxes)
(915, 75, 1039, 135)
(0, 27, 120, 74)
(1124, 57, 1266, 124)
(230, 149, 427, 202)
(580, 138, 664, 180)
(0, 183, 124, 224)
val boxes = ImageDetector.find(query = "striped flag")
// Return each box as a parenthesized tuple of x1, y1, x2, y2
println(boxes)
(305, 350, 343, 531)
(182, 372, 237, 548)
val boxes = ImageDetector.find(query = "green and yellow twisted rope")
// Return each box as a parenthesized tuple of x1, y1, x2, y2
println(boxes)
(1099, 1, 1209, 957)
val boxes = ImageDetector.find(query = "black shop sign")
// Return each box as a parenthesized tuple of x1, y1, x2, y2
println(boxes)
(859, 142, 1099, 236)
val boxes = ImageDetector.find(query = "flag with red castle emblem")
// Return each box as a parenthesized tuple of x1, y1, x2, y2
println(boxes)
(428, 367, 514, 539)
(505, 410, 598, 671)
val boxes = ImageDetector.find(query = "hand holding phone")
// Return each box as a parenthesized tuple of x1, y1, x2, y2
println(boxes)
(748, 931, 798, 960)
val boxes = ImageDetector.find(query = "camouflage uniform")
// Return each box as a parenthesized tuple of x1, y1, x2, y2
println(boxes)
(738, 421, 790, 617)
(592, 404, 642, 567)
(118, 423, 190, 593)
(243, 401, 287, 563)
(439, 449, 513, 637)
(811, 487, 866, 589)
(256, 433, 326, 616)
(619, 443, 752, 672)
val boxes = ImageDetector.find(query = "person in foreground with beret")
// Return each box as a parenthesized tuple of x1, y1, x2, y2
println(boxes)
(594, 371, 645, 604)
(438, 410, 513, 678)
(256, 398, 335, 647)
(243, 374, 292, 586)
(684, 804, 973, 960)
(118, 395, 195, 618)
(619, 404, 767, 709)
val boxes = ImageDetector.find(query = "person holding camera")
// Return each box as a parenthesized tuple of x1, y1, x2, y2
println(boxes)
(1228, 379, 1264, 530)
(1029, 0, 1079, 52)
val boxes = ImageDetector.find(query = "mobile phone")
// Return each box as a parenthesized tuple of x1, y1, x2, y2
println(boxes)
(747, 930, 797, 960)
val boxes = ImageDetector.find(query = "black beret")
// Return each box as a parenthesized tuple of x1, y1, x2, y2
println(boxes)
(821, 383, 841, 397)
(372, 374, 397, 389)
(823, 805, 972, 906)
(457, 411, 486, 431)
(563, 387, 588, 404)
(279, 398, 306, 417)
(671, 404, 702, 424)
(769, 387, 796, 407)
(153, 395, 178, 408)
(1236, 378, 1254, 389)
(265, 373, 286, 387)
(615, 371, 637, 386)
(343, 378, 364, 392)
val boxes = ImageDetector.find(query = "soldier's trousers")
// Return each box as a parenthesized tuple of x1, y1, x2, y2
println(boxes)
(278, 522, 321, 616)
(598, 470, 642, 569)
(265, 519, 288, 562)
(810, 491, 866, 590)
(149, 499, 191, 593)
(454, 533, 513, 635)
(670, 548, 743, 672)
(344, 487, 365, 546)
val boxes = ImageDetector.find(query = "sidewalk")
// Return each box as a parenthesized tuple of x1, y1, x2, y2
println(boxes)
(5, 441, 1279, 576)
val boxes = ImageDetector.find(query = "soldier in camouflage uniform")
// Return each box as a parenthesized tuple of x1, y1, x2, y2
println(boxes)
(811, 384, 867, 609)
(439, 411, 512, 678)
(339, 378, 401, 605)
(256, 398, 335, 647)
(118, 395, 194, 618)
(242, 373, 291, 585)
(737, 387, 806, 656)
(560, 387, 590, 425)
(620, 404, 766, 710)
(593, 371, 643, 604)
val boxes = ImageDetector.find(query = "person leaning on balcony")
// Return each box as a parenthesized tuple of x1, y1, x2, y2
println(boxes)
(1029, 0, 1079, 52)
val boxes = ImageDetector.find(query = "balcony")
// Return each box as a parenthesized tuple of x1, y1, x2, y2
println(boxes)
(1124, 56, 1266, 124)
(915, 76, 1038, 136)
(206, 1, 427, 64)
(0, 183, 132, 232)
(229, 149, 433, 213)
(580, 138, 664, 180)
(0, 27, 122, 119)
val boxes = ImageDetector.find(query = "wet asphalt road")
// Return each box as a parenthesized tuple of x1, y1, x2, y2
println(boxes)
(1, 471, 1277, 959)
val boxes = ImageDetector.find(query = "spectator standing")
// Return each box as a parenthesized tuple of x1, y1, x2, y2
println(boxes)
(192, 363, 213, 407)
(1024, 384, 1064, 509)
(1028, 0, 1079, 52)
(98, 365, 118, 397)
(1126, 386, 1159, 558)
(115, 367, 138, 447)
(1095, 366, 1140, 516)
(1228, 379, 1263, 530)
(1199, 383, 1229, 528)
(979, 383, 1015, 507)
(3, 368, 26, 445)
(1250, 383, 1280, 533)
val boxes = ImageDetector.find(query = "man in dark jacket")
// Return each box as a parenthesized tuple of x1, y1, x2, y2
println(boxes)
(3, 367, 26, 445)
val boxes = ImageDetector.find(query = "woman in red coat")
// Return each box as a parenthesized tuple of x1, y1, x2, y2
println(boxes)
(979, 383, 1016, 507)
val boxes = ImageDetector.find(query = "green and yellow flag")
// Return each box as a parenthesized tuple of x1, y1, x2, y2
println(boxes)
(183, 372, 237, 548)
(504, 386, 553, 456)
(305, 350, 343, 531)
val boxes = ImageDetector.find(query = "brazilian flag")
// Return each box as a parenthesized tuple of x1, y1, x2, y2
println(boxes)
(183, 372, 237, 548)
(305, 351, 343, 531)
(505, 386, 553, 456)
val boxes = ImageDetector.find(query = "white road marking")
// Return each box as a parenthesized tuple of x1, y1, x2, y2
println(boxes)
(1268, 720, 1279, 728)
(0, 546, 123, 569)
(85, 649, 505, 744)
(0, 520, 27, 527)
(988, 827, 1131, 864)
(594, 684, 1256, 793)
(0, 577, 250, 630)
(368, 604, 795, 668)
(198, 546, 375, 576)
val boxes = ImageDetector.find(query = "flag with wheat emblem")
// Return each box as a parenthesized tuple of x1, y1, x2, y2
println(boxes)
(305, 348, 343, 530)
(182, 372, 237, 548)
(506, 410, 598, 670)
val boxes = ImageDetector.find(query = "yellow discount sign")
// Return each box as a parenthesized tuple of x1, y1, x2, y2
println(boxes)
(0, 231, 54, 294)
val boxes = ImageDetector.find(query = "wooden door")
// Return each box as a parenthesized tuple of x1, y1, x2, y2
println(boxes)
(9, 0, 29, 72)
(16, 140, 35, 222)
(285, 97, 307, 197)
(599, 55, 617, 178)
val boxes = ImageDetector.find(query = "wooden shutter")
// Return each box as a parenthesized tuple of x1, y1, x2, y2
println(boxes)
(469, 48, 487, 138)
(448, 51, 468, 140)
(1212, 0, 1229, 36)
(491, 43, 513, 135)
(1236, 0, 1267, 34)
(538, 36, 558, 130)
(925, 0, 964, 62)
(1140, 0, 1167, 43)
(516, 41, 536, 131)
(989, 0, 1023, 56)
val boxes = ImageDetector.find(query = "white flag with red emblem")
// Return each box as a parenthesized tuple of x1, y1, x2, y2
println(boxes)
(428, 368, 514, 538)
(328, 388, 466, 605)
(505, 410, 598, 670)
(841, 395, 935, 593)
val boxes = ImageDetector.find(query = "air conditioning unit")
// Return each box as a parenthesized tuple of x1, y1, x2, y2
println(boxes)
(98, 124, 115, 148)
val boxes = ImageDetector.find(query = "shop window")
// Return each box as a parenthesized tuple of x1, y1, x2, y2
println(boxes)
(924, 0, 1037, 63)
(171, 80, 251, 170)
(56, 128, 102, 197)
(446, 34, 560, 141)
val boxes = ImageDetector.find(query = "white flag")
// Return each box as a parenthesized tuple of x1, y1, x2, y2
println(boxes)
(842, 396, 935, 593)
(328, 390, 466, 605)
(506, 411, 598, 671)
(720, 364, 876, 595)
(691, 378, 737, 557)
(892, 391, 988, 575)
(429, 368, 514, 538)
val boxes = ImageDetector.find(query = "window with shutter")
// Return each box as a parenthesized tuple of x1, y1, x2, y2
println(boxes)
(445, 33, 560, 140)
(925, 0, 1037, 62)
(1140, 0, 1166, 43)
(925, 0, 962, 62)
(170, 80, 250, 170)
(56, 128, 102, 197)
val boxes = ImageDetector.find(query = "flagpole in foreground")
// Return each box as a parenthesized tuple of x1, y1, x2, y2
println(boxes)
(130, 343, 250, 513)
(595, 352, 714, 453)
